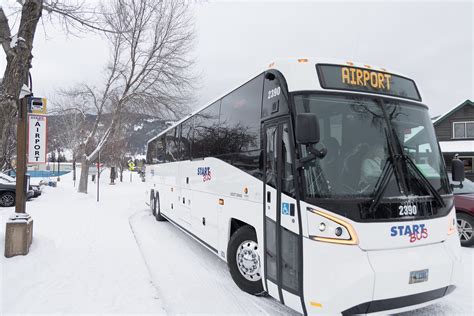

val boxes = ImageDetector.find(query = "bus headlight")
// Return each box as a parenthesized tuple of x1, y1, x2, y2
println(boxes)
(307, 208, 359, 245)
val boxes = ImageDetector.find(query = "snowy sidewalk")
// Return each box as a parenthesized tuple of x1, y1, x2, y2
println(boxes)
(0, 172, 164, 314)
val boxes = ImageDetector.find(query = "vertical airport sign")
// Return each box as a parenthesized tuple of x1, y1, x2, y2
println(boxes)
(28, 114, 48, 164)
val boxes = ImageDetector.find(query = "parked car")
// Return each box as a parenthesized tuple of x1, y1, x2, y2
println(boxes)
(450, 174, 474, 247)
(30, 184, 42, 197)
(0, 177, 16, 207)
(0, 172, 16, 183)
(0, 173, 35, 207)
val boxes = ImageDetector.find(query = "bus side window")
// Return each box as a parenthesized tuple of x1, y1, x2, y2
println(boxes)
(180, 118, 193, 160)
(146, 138, 158, 164)
(220, 74, 263, 152)
(165, 129, 178, 162)
(266, 126, 277, 188)
(156, 135, 166, 163)
(193, 101, 221, 158)
(281, 124, 295, 196)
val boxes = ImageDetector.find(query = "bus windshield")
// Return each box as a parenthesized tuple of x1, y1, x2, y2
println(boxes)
(293, 94, 451, 200)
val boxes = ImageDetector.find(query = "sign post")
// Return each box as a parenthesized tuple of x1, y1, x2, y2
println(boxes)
(5, 94, 33, 258)
(73, 159, 76, 187)
(128, 160, 135, 183)
(97, 150, 100, 202)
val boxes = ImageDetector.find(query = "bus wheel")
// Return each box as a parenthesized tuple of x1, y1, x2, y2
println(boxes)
(155, 192, 166, 222)
(457, 213, 474, 247)
(150, 190, 156, 215)
(227, 226, 264, 295)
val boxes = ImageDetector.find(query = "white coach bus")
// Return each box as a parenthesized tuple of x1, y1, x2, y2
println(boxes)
(145, 58, 464, 314)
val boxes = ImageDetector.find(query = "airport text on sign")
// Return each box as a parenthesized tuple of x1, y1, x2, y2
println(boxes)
(28, 115, 47, 163)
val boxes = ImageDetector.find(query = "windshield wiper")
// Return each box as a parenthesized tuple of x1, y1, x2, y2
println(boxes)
(390, 127, 446, 207)
(378, 102, 410, 196)
(403, 153, 446, 207)
(367, 129, 410, 214)
(368, 157, 394, 214)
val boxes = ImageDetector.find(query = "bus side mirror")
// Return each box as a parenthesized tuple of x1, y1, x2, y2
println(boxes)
(296, 113, 320, 145)
(451, 158, 465, 182)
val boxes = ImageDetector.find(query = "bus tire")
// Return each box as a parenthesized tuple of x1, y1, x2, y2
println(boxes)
(150, 190, 156, 216)
(227, 226, 264, 295)
(155, 192, 166, 222)
(457, 212, 474, 247)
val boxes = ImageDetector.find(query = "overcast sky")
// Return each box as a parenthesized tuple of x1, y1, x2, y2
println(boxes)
(1, 0, 472, 117)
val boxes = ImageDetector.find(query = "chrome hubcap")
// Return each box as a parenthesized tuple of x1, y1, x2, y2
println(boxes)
(457, 218, 473, 242)
(236, 240, 261, 281)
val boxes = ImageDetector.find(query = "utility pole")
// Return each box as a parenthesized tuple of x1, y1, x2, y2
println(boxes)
(5, 90, 33, 258)
(128, 160, 135, 183)
(57, 147, 61, 182)
(97, 150, 100, 202)
(73, 159, 76, 187)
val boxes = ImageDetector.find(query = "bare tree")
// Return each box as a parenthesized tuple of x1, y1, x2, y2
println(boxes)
(74, 0, 195, 193)
(100, 126, 131, 183)
(0, 0, 117, 170)
(0, 0, 43, 170)
(48, 88, 92, 160)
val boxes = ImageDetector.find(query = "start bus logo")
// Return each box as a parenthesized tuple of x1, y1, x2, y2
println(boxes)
(197, 167, 211, 182)
(390, 224, 429, 243)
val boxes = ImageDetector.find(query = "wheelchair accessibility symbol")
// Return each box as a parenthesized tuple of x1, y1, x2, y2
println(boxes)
(282, 202, 290, 215)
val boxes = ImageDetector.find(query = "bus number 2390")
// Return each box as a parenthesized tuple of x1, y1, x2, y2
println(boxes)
(267, 87, 281, 99)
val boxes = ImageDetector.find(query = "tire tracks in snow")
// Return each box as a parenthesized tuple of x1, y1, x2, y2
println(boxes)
(129, 209, 168, 314)
(128, 209, 298, 315)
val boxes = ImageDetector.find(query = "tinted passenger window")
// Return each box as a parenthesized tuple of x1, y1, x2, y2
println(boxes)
(156, 136, 166, 163)
(220, 74, 263, 151)
(265, 125, 277, 188)
(193, 101, 221, 158)
(180, 118, 193, 160)
(282, 123, 295, 196)
(146, 139, 157, 164)
(281, 227, 299, 292)
(165, 128, 179, 162)
(265, 219, 277, 282)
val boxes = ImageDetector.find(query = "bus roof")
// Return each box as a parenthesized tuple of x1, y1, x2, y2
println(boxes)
(147, 57, 423, 145)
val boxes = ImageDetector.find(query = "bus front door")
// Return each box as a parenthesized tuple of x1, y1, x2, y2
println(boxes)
(263, 119, 304, 314)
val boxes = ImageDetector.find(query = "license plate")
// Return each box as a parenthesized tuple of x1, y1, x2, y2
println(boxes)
(409, 269, 429, 284)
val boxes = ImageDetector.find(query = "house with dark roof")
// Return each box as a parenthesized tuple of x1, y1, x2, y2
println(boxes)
(433, 99, 474, 179)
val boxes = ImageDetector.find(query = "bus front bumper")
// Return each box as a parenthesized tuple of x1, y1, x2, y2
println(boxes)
(303, 232, 461, 314)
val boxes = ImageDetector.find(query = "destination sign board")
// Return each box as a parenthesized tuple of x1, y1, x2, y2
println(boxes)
(316, 64, 421, 101)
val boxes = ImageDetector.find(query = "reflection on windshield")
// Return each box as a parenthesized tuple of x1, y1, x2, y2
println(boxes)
(294, 94, 450, 199)
(451, 177, 474, 194)
(386, 100, 450, 197)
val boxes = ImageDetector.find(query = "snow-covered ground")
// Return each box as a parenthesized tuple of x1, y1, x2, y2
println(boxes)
(0, 171, 472, 315)
(0, 172, 164, 314)
(130, 210, 296, 315)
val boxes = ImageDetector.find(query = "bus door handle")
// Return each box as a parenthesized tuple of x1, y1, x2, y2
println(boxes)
(267, 191, 271, 203)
